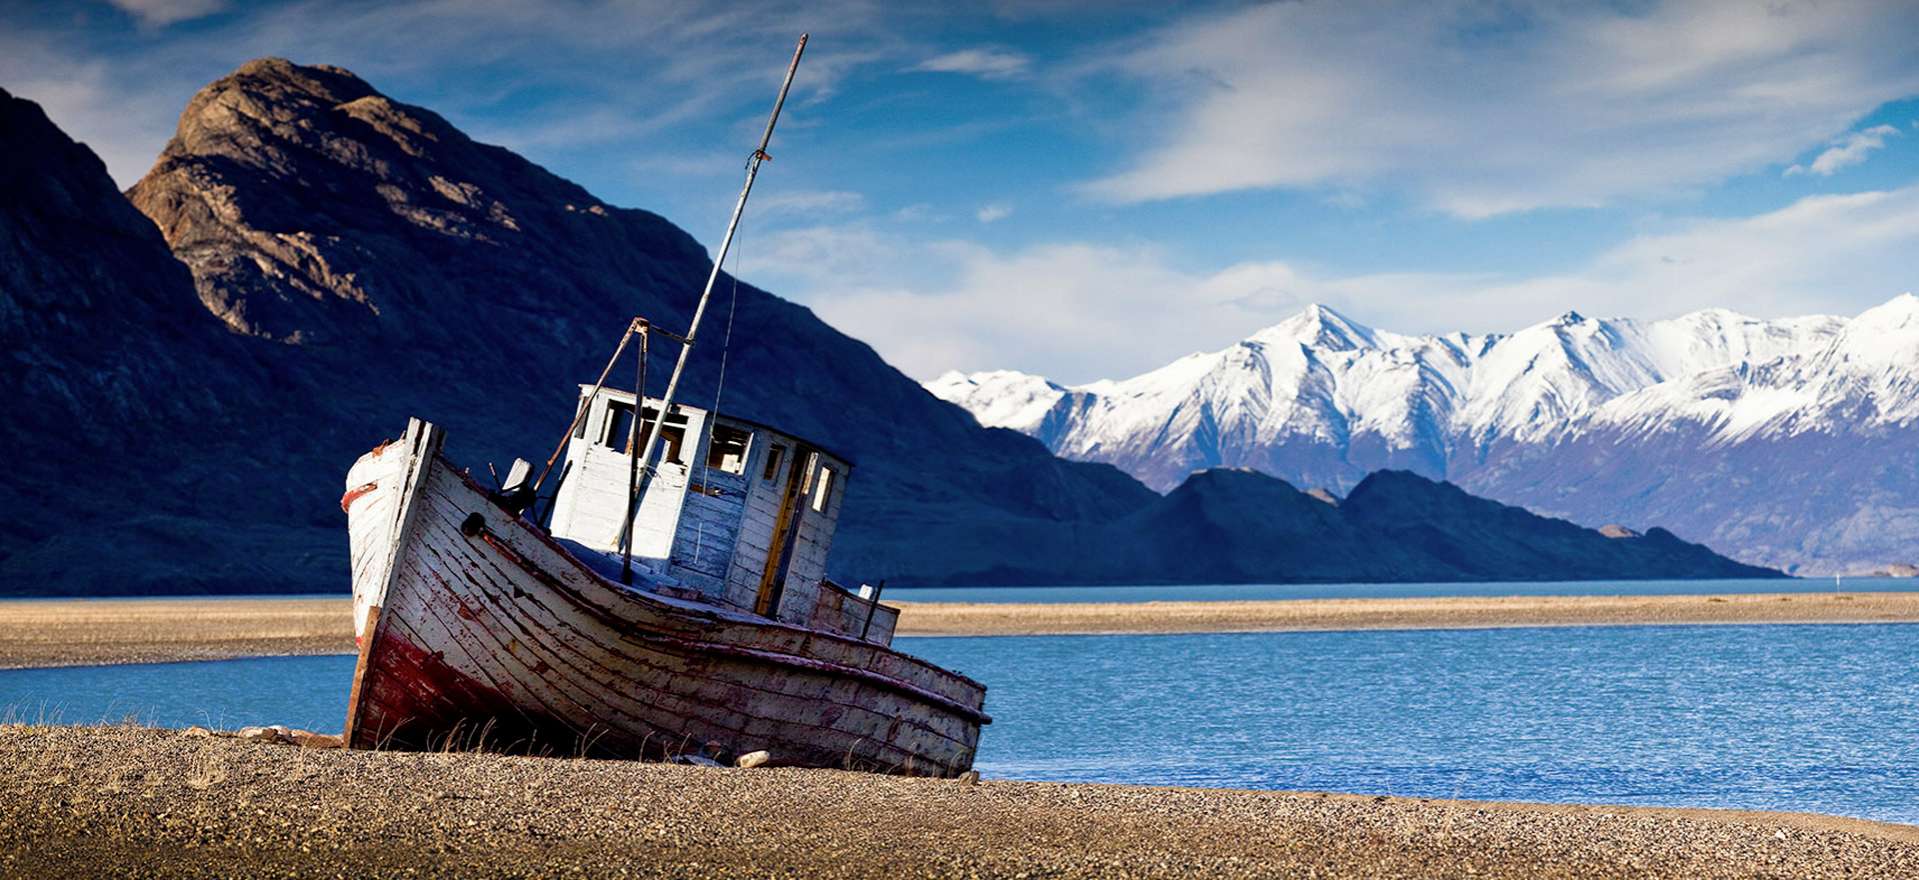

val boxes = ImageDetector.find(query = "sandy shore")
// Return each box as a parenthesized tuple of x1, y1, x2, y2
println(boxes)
(0, 598, 348, 669)
(5, 591, 1919, 668)
(891, 590, 1919, 636)
(2, 724, 1913, 879)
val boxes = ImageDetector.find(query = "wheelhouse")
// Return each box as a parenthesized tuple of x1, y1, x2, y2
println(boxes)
(546, 385, 894, 643)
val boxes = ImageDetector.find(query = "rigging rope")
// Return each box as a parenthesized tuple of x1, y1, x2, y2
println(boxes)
(695, 155, 751, 495)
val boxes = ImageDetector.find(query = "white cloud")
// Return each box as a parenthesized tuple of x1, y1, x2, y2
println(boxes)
(755, 189, 866, 217)
(1, 0, 902, 186)
(892, 203, 937, 222)
(769, 186, 1919, 382)
(741, 222, 913, 291)
(1082, 0, 1919, 217)
(913, 48, 1030, 80)
(808, 241, 1298, 382)
(109, 0, 226, 26)
(1786, 124, 1902, 176)
(975, 202, 1012, 223)
(1481, 186, 1919, 322)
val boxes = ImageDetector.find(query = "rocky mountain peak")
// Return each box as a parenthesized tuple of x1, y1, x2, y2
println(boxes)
(1253, 302, 1380, 351)
(0, 85, 219, 351)
(128, 57, 683, 346)
(2, 87, 161, 260)
(922, 370, 1069, 436)
(1854, 292, 1919, 329)
(168, 58, 386, 170)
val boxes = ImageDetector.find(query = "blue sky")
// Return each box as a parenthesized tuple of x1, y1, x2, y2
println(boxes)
(5, 0, 1919, 383)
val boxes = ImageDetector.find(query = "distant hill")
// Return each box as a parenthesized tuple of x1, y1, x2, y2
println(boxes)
(0, 64, 1778, 594)
(932, 300, 1919, 575)
(937, 468, 1778, 585)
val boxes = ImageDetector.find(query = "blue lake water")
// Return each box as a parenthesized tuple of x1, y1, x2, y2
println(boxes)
(888, 576, 1911, 604)
(5, 623, 1917, 824)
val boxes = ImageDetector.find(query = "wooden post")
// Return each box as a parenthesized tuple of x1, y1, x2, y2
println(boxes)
(755, 447, 811, 617)
(536, 460, 572, 531)
(859, 579, 887, 642)
(620, 326, 650, 584)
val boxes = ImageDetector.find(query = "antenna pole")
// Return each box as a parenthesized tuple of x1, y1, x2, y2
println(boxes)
(614, 34, 806, 556)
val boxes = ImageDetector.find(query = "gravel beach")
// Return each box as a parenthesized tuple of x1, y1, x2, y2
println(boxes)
(4, 724, 1916, 879)
(7, 592, 1919, 668)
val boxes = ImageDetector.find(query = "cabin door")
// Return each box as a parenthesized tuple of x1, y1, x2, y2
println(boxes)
(754, 445, 816, 617)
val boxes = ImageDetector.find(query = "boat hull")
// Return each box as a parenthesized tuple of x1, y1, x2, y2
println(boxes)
(342, 420, 986, 775)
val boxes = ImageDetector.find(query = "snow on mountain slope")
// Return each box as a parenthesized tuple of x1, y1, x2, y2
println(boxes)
(924, 370, 1066, 436)
(928, 301, 1858, 488)
(970, 305, 1494, 490)
(926, 297, 1917, 573)
(1590, 296, 1915, 443)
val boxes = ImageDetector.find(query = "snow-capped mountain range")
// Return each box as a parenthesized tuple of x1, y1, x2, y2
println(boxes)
(927, 295, 1919, 574)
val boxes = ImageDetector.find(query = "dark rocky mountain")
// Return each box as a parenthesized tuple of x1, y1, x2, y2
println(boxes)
(0, 62, 1779, 595)
(937, 469, 1779, 585)
(1336, 471, 1779, 582)
(0, 86, 288, 593)
(0, 86, 246, 451)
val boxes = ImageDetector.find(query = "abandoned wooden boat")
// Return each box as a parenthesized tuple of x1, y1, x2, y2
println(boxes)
(335, 35, 988, 775)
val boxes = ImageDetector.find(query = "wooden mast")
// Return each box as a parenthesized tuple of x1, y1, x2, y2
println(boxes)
(621, 324, 649, 583)
(615, 34, 807, 567)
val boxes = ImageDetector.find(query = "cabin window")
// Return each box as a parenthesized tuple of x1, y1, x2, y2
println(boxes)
(601, 401, 635, 449)
(598, 401, 687, 465)
(762, 444, 786, 481)
(706, 425, 751, 475)
(811, 466, 834, 513)
(644, 408, 690, 465)
(799, 452, 821, 495)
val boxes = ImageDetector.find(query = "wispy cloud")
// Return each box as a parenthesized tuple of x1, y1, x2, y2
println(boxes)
(771, 186, 1919, 382)
(0, 0, 903, 186)
(1081, 1, 1919, 217)
(975, 202, 1012, 223)
(1786, 124, 1903, 176)
(913, 47, 1030, 80)
(754, 189, 867, 217)
(108, 0, 227, 27)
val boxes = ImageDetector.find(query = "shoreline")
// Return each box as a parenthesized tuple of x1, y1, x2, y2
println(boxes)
(3, 725, 1914, 878)
(5, 591, 1919, 669)
(889, 590, 1919, 636)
